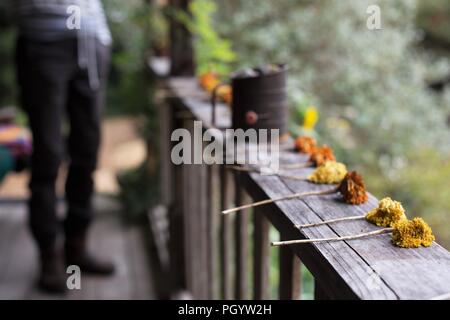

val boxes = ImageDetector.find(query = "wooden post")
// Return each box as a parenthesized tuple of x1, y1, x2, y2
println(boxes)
(206, 161, 218, 299)
(234, 172, 249, 299)
(220, 165, 233, 299)
(253, 207, 270, 300)
(279, 238, 301, 300)
(198, 161, 209, 299)
(181, 121, 211, 299)
(159, 91, 173, 207)
(167, 103, 187, 294)
(169, 0, 195, 76)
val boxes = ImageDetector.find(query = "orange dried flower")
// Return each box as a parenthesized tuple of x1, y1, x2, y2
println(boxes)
(309, 145, 335, 166)
(338, 171, 368, 205)
(217, 84, 232, 104)
(294, 136, 317, 154)
(199, 72, 220, 92)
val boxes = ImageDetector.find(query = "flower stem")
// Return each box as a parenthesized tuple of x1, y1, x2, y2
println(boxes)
(227, 165, 308, 181)
(222, 186, 338, 215)
(294, 215, 366, 229)
(271, 228, 393, 247)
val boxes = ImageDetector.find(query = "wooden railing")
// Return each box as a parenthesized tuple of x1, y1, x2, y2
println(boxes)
(151, 59, 450, 300)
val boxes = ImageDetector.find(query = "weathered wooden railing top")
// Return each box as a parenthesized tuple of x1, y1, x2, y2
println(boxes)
(159, 68, 450, 300)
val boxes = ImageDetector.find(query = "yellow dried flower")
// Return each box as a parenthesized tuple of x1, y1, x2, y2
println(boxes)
(392, 217, 435, 248)
(365, 197, 407, 227)
(303, 106, 319, 130)
(308, 161, 348, 184)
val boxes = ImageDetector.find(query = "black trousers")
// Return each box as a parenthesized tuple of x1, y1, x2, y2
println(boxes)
(16, 37, 110, 251)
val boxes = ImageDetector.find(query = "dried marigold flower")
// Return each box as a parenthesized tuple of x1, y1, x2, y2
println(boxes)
(338, 171, 368, 205)
(308, 161, 347, 184)
(365, 197, 407, 227)
(309, 145, 336, 167)
(294, 136, 317, 154)
(392, 217, 435, 248)
(199, 72, 220, 92)
(217, 84, 232, 104)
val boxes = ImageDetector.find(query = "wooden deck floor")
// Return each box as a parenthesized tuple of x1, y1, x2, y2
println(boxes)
(0, 196, 155, 300)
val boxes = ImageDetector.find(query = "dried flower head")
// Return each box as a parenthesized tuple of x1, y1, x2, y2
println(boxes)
(294, 136, 317, 154)
(308, 161, 347, 184)
(303, 107, 319, 130)
(217, 84, 232, 104)
(199, 72, 220, 92)
(309, 145, 335, 166)
(338, 171, 368, 205)
(392, 217, 435, 248)
(365, 197, 407, 227)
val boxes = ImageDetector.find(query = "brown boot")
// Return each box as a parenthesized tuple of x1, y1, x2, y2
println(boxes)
(65, 231, 115, 276)
(38, 248, 67, 294)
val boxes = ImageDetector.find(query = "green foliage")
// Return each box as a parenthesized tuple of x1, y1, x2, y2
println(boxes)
(177, 0, 236, 76)
(103, 0, 167, 116)
(117, 163, 159, 223)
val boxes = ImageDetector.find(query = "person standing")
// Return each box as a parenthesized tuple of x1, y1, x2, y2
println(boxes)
(12, 0, 114, 293)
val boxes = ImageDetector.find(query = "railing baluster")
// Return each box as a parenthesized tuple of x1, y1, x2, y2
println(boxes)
(279, 237, 301, 300)
(220, 165, 233, 299)
(206, 163, 219, 299)
(182, 121, 209, 298)
(167, 103, 187, 295)
(253, 207, 270, 299)
(198, 161, 209, 299)
(182, 146, 194, 295)
(234, 172, 249, 299)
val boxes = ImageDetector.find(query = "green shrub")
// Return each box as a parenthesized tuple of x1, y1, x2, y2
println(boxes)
(177, 0, 237, 76)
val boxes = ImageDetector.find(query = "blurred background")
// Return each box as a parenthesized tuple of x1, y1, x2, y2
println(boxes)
(0, 0, 449, 299)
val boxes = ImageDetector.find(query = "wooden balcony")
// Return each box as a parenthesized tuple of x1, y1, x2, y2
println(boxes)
(153, 59, 450, 300)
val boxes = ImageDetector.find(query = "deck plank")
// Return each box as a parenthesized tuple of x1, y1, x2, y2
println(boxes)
(0, 197, 155, 300)
(0, 203, 38, 300)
